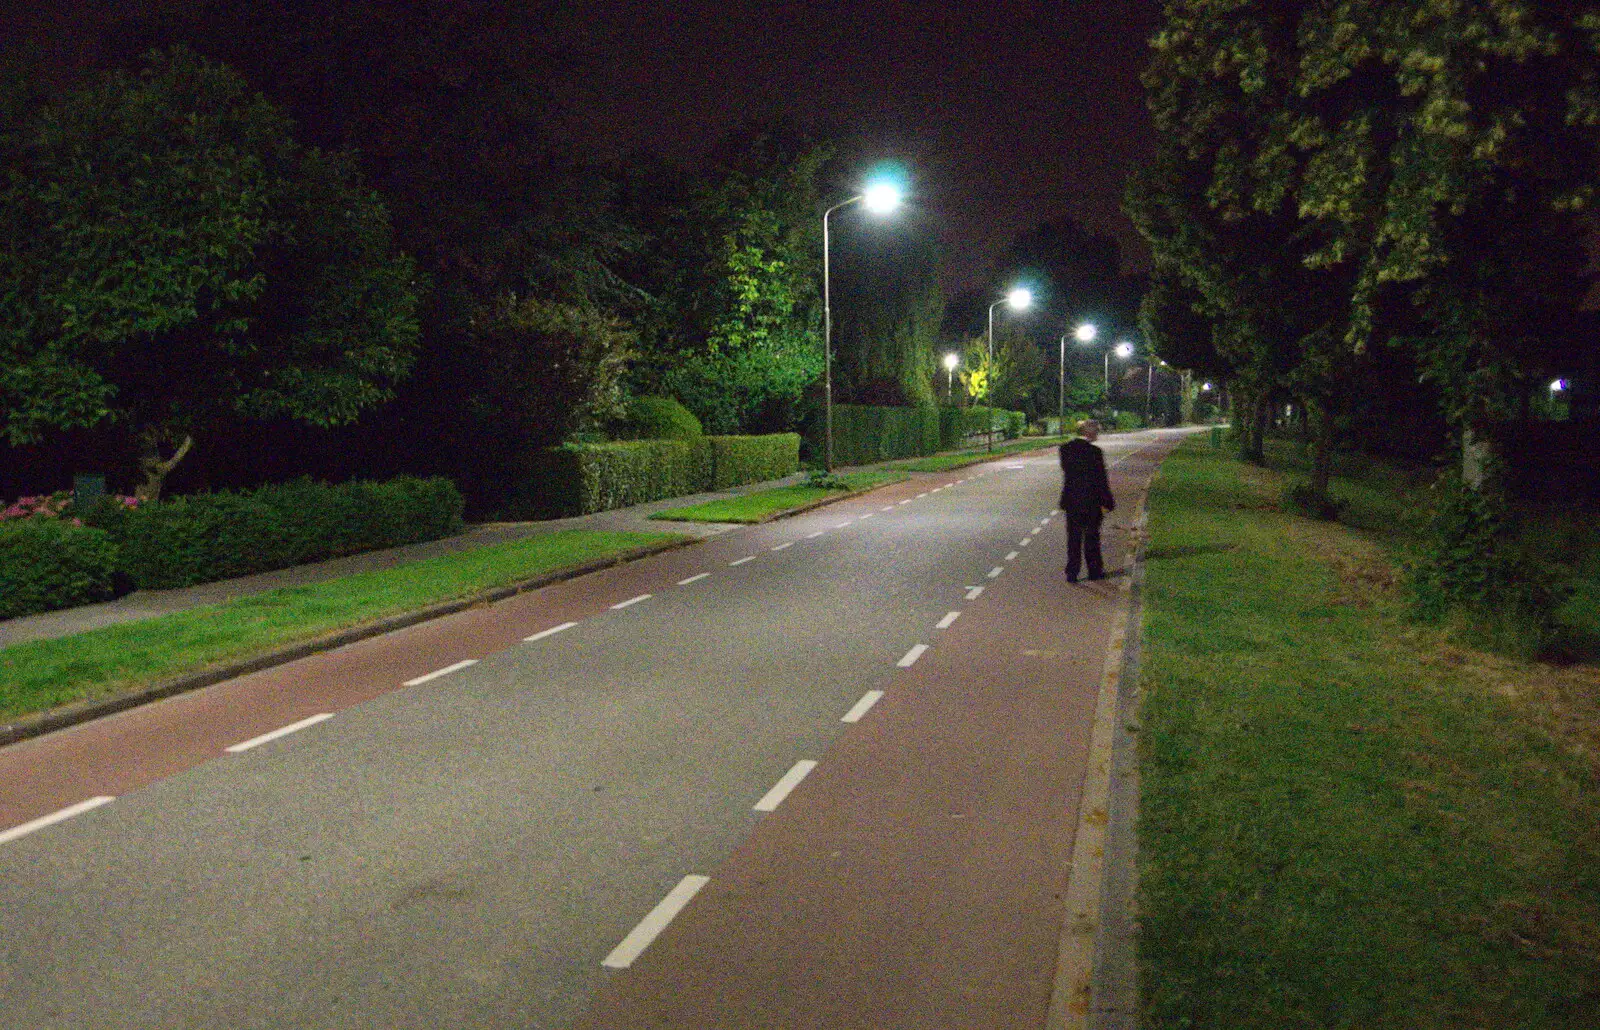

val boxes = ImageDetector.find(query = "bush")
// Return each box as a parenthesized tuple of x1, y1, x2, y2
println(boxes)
(1281, 480, 1348, 521)
(1004, 409, 1026, 439)
(516, 440, 707, 518)
(0, 520, 119, 619)
(618, 396, 703, 441)
(1110, 410, 1146, 431)
(811, 404, 939, 466)
(706, 434, 799, 489)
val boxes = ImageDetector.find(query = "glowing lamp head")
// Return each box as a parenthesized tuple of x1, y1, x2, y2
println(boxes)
(1551, 378, 1569, 392)
(1201, 382, 1214, 392)
(1114, 341, 1135, 359)
(862, 182, 903, 215)
(943, 353, 959, 371)
(1074, 323, 1097, 343)
(1006, 287, 1033, 310)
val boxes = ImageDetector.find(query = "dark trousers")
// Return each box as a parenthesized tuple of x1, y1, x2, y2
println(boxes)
(1065, 510, 1105, 581)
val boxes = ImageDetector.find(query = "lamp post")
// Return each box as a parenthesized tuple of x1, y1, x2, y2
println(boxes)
(986, 287, 1032, 451)
(1146, 358, 1167, 423)
(1108, 340, 1134, 399)
(822, 181, 902, 470)
(1064, 322, 1096, 434)
(944, 352, 959, 401)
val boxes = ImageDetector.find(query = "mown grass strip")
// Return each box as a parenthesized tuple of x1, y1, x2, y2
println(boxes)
(649, 471, 906, 523)
(0, 530, 683, 721)
(1138, 439, 1600, 1027)
(886, 435, 1069, 472)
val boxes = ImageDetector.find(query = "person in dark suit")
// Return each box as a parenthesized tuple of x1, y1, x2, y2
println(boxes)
(1058, 419, 1116, 582)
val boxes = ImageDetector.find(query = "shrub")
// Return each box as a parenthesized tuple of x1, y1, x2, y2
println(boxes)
(516, 440, 707, 518)
(1004, 409, 1026, 439)
(0, 520, 119, 619)
(1281, 480, 1348, 521)
(939, 406, 998, 449)
(805, 467, 850, 490)
(116, 493, 290, 589)
(618, 396, 703, 441)
(812, 404, 939, 466)
(1111, 410, 1145, 431)
(707, 434, 799, 489)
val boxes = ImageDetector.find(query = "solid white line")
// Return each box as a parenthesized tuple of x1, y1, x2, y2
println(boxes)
(987, 566, 1004, 579)
(677, 572, 711, 585)
(753, 759, 818, 812)
(771, 542, 794, 551)
(402, 659, 478, 687)
(897, 643, 930, 668)
(965, 585, 985, 600)
(841, 690, 885, 723)
(880, 505, 895, 512)
(1006, 551, 1019, 561)
(525, 621, 578, 642)
(226, 712, 335, 754)
(602, 875, 710, 969)
(0, 796, 115, 846)
(611, 593, 653, 609)
(729, 556, 756, 566)
(807, 531, 826, 539)
(936, 611, 961, 630)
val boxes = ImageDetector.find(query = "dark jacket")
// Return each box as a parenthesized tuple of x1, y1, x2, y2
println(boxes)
(1058, 438, 1115, 515)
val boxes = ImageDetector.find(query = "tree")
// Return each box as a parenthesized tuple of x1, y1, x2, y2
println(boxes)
(0, 47, 419, 499)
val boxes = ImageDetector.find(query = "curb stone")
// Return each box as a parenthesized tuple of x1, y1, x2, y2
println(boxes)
(0, 537, 695, 749)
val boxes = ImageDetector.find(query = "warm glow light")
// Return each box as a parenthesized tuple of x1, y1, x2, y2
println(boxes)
(1074, 323, 1097, 343)
(1006, 287, 1033, 310)
(1114, 341, 1134, 359)
(944, 353, 959, 371)
(862, 182, 902, 215)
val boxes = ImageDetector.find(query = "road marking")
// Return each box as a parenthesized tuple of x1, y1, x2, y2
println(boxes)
(965, 586, 985, 600)
(1031, 527, 1043, 536)
(677, 573, 711, 585)
(611, 593, 653, 609)
(841, 690, 885, 723)
(1006, 551, 1019, 561)
(753, 759, 818, 812)
(835, 521, 853, 528)
(403, 659, 479, 687)
(897, 643, 929, 667)
(0, 796, 115, 846)
(1040, 517, 1052, 526)
(602, 875, 711, 969)
(729, 556, 755, 566)
(936, 611, 961, 630)
(880, 505, 895, 512)
(859, 513, 875, 520)
(898, 499, 912, 505)
(987, 566, 1004, 579)
(771, 542, 794, 551)
(807, 531, 826, 539)
(525, 621, 579, 642)
(1019, 538, 1031, 547)
(226, 713, 335, 754)
(1006, 464, 1025, 469)
(916, 492, 928, 499)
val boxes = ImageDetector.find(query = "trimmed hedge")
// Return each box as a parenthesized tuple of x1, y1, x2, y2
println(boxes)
(938, 406, 1025, 447)
(618, 396, 703, 440)
(517, 433, 801, 518)
(0, 520, 119, 620)
(809, 404, 940, 466)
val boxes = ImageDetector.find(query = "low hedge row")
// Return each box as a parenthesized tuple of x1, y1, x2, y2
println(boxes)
(938, 406, 1026, 448)
(516, 433, 801, 518)
(0, 476, 465, 616)
(810, 405, 941, 466)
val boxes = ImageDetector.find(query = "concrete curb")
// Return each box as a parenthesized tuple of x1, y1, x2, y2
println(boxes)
(0, 537, 696, 749)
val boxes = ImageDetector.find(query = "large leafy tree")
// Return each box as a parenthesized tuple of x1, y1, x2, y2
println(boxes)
(0, 47, 419, 499)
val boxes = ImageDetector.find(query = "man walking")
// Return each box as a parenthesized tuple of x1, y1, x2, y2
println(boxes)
(1058, 419, 1116, 582)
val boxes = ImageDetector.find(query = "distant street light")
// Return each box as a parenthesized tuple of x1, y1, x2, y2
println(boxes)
(1551, 378, 1569, 392)
(1106, 340, 1134, 396)
(822, 180, 903, 470)
(944, 352, 960, 400)
(986, 287, 1033, 451)
(1060, 323, 1097, 434)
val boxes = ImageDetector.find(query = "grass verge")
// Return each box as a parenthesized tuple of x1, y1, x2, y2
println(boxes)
(886, 435, 1068, 472)
(648, 471, 906, 523)
(1139, 439, 1600, 1027)
(0, 530, 684, 721)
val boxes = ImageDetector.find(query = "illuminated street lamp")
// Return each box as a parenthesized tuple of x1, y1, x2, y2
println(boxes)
(1060, 323, 1096, 434)
(944, 352, 960, 400)
(822, 179, 903, 470)
(1106, 340, 1134, 395)
(986, 287, 1033, 450)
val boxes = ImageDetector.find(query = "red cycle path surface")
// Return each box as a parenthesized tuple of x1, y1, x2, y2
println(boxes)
(569, 441, 1174, 1030)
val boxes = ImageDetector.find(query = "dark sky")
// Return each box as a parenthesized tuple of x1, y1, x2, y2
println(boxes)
(544, 0, 1161, 289)
(8, 0, 1162, 292)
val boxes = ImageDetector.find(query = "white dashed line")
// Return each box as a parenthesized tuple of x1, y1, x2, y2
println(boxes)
(836, 521, 853, 528)
(859, 513, 875, 520)
(987, 566, 1004, 579)
(936, 611, 961, 630)
(880, 506, 895, 512)
(897, 644, 930, 667)
(1031, 527, 1043, 536)
(1039, 517, 1052, 526)
(1005, 551, 1018, 561)
(729, 556, 756, 566)
(753, 760, 818, 812)
(965, 585, 985, 600)
(0, 796, 115, 846)
(601, 875, 710, 969)
(916, 492, 928, 499)
(525, 621, 578, 642)
(898, 499, 912, 505)
(677, 573, 711, 585)
(841, 690, 885, 723)
(1019, 538, 1031, 547)
(611, 593, 653, 609)
(226, 712, 335, 754)
(807, 531, 826, 539)
(403, 659, 479, 686)
(771, 542, 794, 552)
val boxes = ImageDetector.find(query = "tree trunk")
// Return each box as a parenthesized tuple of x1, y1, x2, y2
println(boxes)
(1309, 400, 1333, 494)
(1241, 390, 1270, 465)
(1461, 425, 1497, 492)
(135, 429, 194, 503)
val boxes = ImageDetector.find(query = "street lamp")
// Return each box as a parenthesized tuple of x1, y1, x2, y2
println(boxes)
(1147, 359, 1167, 423)
(822, 180, 903, 470)
(1060, 323, 1097, 435)
(1107, 340, 1134, 396)
(944, 352, 960, 401)
(986, 287, 1032, 451)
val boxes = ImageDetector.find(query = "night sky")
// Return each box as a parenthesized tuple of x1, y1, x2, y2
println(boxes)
(9, 0, 1162, 290)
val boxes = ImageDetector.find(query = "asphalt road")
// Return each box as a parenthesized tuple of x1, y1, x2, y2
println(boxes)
(0, 428, 1187, 1029)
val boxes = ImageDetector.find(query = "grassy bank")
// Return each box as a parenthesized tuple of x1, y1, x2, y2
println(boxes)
(0, 530, 684, 721)
(648, 471, 905, 523)
(1138, 439, 1600, 1026)
(886, 434, 1068, 472)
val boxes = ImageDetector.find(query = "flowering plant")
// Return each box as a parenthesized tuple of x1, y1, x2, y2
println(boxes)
(0, 491, 140, 525)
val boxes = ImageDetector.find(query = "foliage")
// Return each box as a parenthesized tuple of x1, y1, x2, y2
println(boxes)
(0, 519, 119, 619)
(705, 434, 800, 490)
(809, 404, 940, 467)
(616, 396, 703, 441)
(804, 467, 851, 490)
(0, 48, 420, 498)
(1280, 480, 1347, 522)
